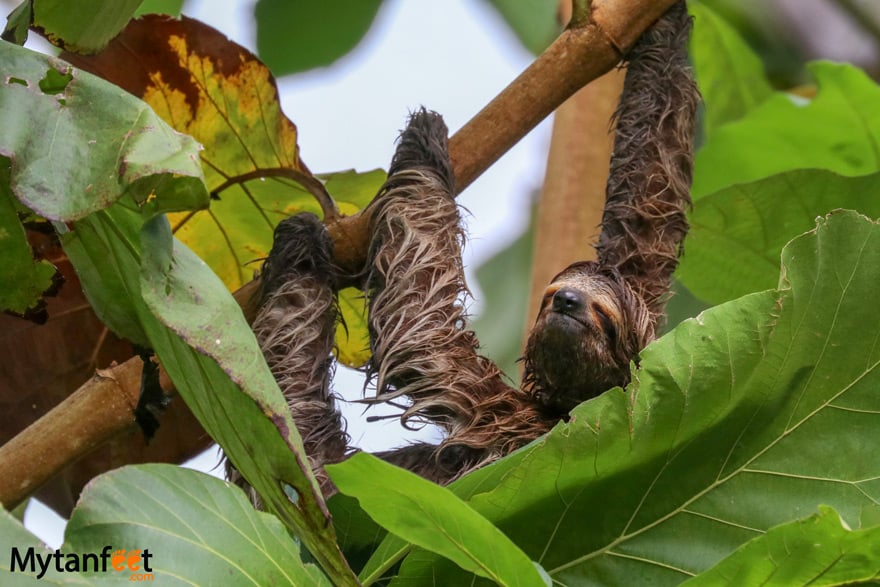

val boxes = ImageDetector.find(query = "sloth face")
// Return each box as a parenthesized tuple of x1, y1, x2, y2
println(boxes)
(523, 261, 652, 415)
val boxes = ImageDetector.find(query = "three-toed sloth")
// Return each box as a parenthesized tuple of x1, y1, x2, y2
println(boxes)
(229, 1, 698, 497)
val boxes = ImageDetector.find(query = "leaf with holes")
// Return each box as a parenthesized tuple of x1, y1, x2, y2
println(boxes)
(61, 15, 339, 291)
(390, 210, 880, 585)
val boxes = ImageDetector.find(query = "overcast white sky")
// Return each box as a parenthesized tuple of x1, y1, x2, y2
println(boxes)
(23, 0, 554, 546)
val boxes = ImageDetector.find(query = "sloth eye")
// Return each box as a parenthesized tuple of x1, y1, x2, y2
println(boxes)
(592, 303, 617, 344)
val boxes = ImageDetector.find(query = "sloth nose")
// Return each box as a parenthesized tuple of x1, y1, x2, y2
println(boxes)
(552, 288, 585, 314)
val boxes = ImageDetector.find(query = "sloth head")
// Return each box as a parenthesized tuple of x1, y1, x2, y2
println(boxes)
(523, 261, 654, 416)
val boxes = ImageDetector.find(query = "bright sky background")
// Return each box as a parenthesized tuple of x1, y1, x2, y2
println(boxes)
(22, 0, 554, 547)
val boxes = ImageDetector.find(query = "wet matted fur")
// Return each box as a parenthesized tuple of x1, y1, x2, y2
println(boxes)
(231, 0, 698, 493)
(523, 0, 697, 416)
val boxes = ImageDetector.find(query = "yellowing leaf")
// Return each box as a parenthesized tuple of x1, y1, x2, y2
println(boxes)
(62, 15, 335, 290)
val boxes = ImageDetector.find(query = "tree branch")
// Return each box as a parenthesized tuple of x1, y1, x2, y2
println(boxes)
(0, 359, 159, 509)
(0, 0, 679, 509)
(326, 0, 678, 277)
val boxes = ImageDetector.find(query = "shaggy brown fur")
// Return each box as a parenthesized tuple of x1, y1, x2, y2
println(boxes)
(365, 110, 548, 483)
(227, 214, 348, 499)
(523, 1, 697, 416)
(234, 1, 697, 491)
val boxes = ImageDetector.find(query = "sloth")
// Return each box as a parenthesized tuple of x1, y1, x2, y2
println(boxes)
(229, 1, 697, 496)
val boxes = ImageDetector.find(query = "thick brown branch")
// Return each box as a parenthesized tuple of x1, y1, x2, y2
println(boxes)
(0, 359, 153, 509)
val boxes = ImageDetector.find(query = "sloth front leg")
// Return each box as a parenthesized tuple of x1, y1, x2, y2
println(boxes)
(366, 110, 547, 482)
(228, 213, 348, 500)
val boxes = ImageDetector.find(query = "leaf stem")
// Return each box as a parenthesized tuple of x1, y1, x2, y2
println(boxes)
(211, 167, 340, 222)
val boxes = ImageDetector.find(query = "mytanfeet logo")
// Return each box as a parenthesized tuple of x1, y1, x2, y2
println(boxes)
(9, 545, 154, 581)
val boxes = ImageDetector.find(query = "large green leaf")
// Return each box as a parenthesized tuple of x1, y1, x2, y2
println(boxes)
(391, 210, 880, 585)
(0, 41, 206, 222)
(678, 169, 880, 304)
(0, 508, 92, 585)
(62, 464, 331, 585)
(688, 1, 772, 134)
(57, 205, 357, 584)
(254, 0, 383, 76)
(692, 62, 880, 198)
(682, 506, 880, 586)
(327, 453, 547, 587)
(0, 465, 333, 585)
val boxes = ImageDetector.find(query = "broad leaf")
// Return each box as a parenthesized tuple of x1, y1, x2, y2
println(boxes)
(0, 508, 92, 585)
(683, 506, 880, 586)
(328, 453, 547, 587)
(678, 169, 880, 304)
(0, 164, 56, 315)
(688, 2, 772, 134)
(0, 41, 206, 222)
(254, 0, 383, 76)
(62, 464, 332, 585)
(58, 204, 357, 584)
(693, 62, 880, 198)
(61, 15, 333, 291)
(394, 211, 880, 585)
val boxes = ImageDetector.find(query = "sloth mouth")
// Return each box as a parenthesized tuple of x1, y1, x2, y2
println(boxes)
(549, 304, 616, 344)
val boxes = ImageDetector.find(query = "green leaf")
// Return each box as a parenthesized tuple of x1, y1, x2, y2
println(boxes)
(678, 169, 880, 304)
(0, 161, 57, 315)
(32, 0, 142, 53)
(688, 1, 773, 134)
(62, 464, 331, 585)
(484, 0, 560, 55)
(0, 507, 95, 587)
(321, 168, 385, 216)
(683, 506, 880, 586)
(254, 0, 383, 76)
(57, 204, 357, 585)
(2, 1, 32, 45)
(134, 0, 183, 16)
(0, 42, 207, 222)
(397, 211, 880, 585)
(327, 453, 547, 587)
(693, 62, 880, 198)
